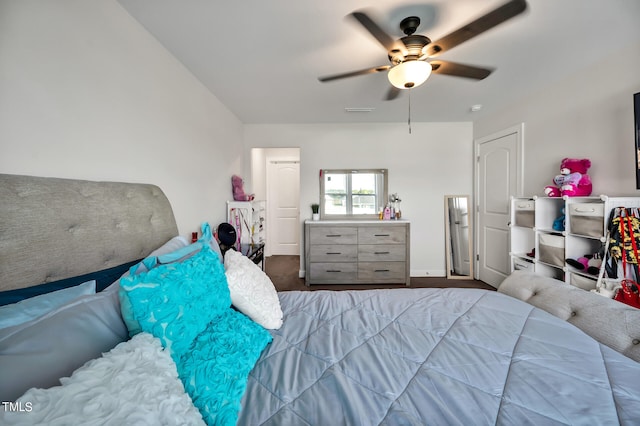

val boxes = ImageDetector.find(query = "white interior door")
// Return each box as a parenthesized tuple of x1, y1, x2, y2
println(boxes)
(266, 161, 300, 256)
(475, 124, 523, 287)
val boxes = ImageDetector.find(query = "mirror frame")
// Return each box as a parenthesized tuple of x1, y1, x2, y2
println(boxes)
(320, 169, 388, 220)
(444, 195, 474, 279)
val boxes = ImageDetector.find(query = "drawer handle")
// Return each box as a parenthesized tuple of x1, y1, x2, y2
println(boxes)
(375, 269, 390, 272)
(326, 269, 342, 273)
(574, 207, 597, 213)
(326, 234, 342, 237)
(374, 251, 390, 254)
(374, 234, 390, 237)
(326, 252, 341, 255)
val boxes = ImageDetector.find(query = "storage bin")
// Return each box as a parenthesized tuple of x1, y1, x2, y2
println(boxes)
(570, 273, 597, 291)
(513, 258, 534, 272)
(514, 200, 535, 228)
(538, 233, 565, 267)
(569, 203, 604, 238)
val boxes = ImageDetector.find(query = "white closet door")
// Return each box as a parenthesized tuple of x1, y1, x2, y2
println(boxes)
(476, 124, 523, 287)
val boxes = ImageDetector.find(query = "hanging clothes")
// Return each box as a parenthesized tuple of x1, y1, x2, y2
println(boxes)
(606, 207, 640, 281)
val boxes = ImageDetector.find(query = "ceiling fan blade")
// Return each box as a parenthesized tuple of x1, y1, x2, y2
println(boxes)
(424, 0, 527, 58)
(384, 86, 401, 101)
(429, 60, 493, 80)
(351, 11, 408, 55)
(318, 65, 390, 82)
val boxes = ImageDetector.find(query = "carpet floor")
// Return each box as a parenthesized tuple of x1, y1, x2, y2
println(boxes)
(264, 255, 495, 292)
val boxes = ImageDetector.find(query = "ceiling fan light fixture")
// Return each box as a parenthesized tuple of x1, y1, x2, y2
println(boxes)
(388, 61, 432, 89)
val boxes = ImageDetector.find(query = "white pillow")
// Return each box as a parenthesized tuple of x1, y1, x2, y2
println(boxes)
(224, 250, 282, 329)
(0, 333, 204, 426)
(0, 280, 96, 329)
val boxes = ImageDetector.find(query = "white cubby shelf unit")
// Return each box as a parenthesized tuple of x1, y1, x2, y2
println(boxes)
(226, 200, 266, 245)
(509, 195, 640, 291)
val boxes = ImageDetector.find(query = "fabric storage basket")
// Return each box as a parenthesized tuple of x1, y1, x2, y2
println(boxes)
(514, 200, 535, 228)
(570, 273, 597, 291)
(538, 233, 565, 267)
(513, 258, 534, 272)
(569, 203, 604, 238)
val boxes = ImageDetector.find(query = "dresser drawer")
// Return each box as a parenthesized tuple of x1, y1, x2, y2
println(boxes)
(309, 244, 357, 262)
(309, 262, 357, 282)
(358, 262, 406, 282)
(305, 221, 410, 286)
(309, 227, 358, 244)
(358, 226, 406, 244)
(358, 244, 406, 262)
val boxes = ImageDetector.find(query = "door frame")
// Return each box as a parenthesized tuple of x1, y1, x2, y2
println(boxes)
(473, 123, 524, 280)
(266, 159, 300, 256)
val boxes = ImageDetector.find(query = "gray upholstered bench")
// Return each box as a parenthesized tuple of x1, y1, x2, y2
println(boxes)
(499, 271, 640, 362)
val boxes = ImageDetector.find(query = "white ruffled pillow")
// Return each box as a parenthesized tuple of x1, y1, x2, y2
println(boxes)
(223, 250, 282, 329)
(0, 333, 204, 425)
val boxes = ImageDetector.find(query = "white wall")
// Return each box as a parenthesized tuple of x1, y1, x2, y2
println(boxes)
(244, 122, 473, 276)
(9, 1, 634, 279)
(0, 0, 244, 236)
(474, 42, 640, 198)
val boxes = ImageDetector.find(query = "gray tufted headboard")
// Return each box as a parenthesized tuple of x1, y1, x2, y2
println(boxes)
(0, 174, 179, 292)
(499, 271, 640, 362)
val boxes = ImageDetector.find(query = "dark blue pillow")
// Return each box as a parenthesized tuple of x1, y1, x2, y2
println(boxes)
(0, 260, 139, 307)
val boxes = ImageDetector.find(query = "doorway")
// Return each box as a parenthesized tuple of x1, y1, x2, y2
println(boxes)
(251, 148, 301, 257)
(474, 124, 524, 287)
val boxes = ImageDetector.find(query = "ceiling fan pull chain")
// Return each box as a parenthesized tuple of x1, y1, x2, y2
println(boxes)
(408, 90, 412, 134)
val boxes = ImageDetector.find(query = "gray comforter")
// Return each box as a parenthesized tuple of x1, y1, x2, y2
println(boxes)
(239, 288, 640, 425)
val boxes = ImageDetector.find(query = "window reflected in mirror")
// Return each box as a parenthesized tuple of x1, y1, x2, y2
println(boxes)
(321, 169, 387, 219)
(444, 195, 473, 279)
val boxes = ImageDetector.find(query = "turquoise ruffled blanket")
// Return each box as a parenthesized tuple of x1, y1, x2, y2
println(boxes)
(120, 243, 272, 425)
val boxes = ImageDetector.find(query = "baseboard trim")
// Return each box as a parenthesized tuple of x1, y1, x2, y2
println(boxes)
(411, 269, 446, 277)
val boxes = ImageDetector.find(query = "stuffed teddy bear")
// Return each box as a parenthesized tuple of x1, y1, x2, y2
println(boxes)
(544, 158, 592, 197)
(231, 175, 254, 201)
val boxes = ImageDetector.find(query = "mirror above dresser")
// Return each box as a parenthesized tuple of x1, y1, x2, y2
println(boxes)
(320, 169, 387, 220)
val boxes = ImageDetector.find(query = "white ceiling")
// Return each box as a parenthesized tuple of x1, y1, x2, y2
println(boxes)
(117, 0, 640, 124)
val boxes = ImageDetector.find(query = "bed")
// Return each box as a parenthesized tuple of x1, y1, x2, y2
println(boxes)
(1, 173, 639, 425)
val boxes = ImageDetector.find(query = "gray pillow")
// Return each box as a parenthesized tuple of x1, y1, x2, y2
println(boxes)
(0, 235, 212, 402)
(0, 285, 128, 402)
(0, 280, 96, 330)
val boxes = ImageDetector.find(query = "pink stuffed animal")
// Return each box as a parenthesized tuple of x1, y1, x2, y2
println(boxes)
(231, 175, 254, 201)
(544, 158, 592, 197)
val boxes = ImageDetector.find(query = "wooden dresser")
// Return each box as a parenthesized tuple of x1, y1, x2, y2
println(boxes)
(304, 220, 410, 286)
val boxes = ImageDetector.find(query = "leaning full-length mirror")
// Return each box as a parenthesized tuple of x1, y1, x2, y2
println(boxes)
(444, 195, 473, 279)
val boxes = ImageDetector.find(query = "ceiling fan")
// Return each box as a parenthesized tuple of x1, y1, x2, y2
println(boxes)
(318, 0, 527, 100)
